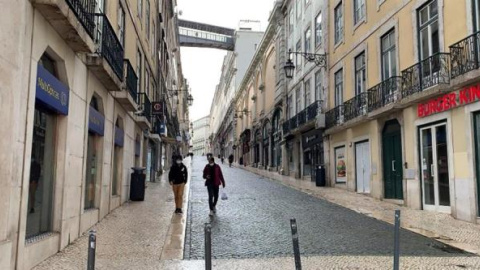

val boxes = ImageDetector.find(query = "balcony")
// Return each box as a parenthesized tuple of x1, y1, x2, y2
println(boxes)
(134, 93, 152, 130)
(112, 60, 138, 111)
(344, 92, 368, 122)
(32, 0, 96, 52)
(368, 76, 402, 114)
(401, 53, 450, 103)
(449, 31, 480, 87)
(325, 105, 344, 129)
(282, 101, 320, 137)
(85, 14, 124, 92)
(297, 109, 307, 126)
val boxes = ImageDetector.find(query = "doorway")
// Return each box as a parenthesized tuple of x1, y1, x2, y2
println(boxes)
(419, 122, 451, 213)
(355, 141, 371, 193)
(472, 112, 480, 216)
(383, 120, 404, 199)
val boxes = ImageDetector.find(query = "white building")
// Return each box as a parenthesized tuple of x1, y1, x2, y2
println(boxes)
(192, 116, 210, 156)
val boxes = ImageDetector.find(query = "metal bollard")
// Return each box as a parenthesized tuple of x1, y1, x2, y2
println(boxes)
(205, 223, 212, 270)
(393, 210, 401, 270)
(87, 230, 96, 270)
(290, 218, 302, 270)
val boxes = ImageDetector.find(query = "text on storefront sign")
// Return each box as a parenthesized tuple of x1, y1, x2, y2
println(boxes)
(418, 84, 480, 118)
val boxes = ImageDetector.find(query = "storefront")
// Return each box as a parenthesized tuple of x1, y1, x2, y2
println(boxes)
(301, 128, 323, 181)
(27, 58, 69, 239)
(112, 121, 124, 196)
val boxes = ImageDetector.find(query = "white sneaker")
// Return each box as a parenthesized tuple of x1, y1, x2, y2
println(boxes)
(209, 210, 214, 216)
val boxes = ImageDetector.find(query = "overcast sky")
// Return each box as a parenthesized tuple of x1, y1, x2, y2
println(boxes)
(177, 0, 275, 122)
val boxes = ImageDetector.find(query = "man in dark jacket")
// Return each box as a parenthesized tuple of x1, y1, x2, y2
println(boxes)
(169, 155, 188, 214)
(203, 157, 225, 216)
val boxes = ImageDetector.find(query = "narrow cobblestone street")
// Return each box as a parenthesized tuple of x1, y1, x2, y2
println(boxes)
(184, 156, 472, 260)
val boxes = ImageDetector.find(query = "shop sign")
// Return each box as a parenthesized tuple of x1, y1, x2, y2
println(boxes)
(88, 106, 105, 136)
(35, 64, 69, 115)
(418, 84, 480, 118)
(114, 127, 124, 147)
(335, 146, 347, 183)
(152, 101, 163, 115)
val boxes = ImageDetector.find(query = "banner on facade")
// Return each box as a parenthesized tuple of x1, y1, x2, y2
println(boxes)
(114, 127, 124, 147)
(335, 146, 346, 183)
(88, 106, 105, 136)
(35, 64, 69, 115)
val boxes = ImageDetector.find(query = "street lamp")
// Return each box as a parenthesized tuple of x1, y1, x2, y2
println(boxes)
(284, 49, 327, 79)
(187, 94, 194, 106)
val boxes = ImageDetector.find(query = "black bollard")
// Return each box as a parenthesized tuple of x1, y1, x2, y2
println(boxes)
(393, 210, 401, 270)
(290, 218, 302, 270)
(205, 223, 212, 270)
(87, 230, 96, 270)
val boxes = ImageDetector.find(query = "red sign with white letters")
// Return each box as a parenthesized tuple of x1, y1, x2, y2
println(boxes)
(417, 84, 480, 118)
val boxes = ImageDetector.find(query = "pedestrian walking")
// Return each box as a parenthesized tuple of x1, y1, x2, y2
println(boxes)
(203, 157, 225, 216)
(221, 156, 224, 164)
(228, 154, 234, 168)
(169, 155, 188, 214)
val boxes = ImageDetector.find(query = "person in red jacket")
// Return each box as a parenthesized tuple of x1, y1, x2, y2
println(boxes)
(203, 157, 225, 216)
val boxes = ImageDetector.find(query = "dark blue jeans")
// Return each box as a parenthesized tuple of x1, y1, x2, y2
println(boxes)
(207, 185, 219, 211)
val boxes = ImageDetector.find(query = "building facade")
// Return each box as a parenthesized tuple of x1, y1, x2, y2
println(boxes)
(209, 23, 265, 159)
(324, 0, 480, 224)
(192, 116, 210, 156)
(0, 0, 186, 269)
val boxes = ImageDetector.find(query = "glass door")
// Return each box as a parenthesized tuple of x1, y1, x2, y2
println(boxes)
(420, 123, 451, 213)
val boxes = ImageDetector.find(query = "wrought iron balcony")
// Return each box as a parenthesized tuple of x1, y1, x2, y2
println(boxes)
(297, 109, 307, 126)
(138, 93, 152, 121)
(344, 92, 368, 122)
(306, 101, 319, 121)
(325, 105, 344, 129)
(282, 121, 290, 135)
(124, 60, 138, 102)
(66, 0, 96, 38)
(94, 14, 124, 80)
(401, 53, 450, 98)
(450, 31, 480, 78)
(368, 76, 402, 112)
(289, 116, 298, 130)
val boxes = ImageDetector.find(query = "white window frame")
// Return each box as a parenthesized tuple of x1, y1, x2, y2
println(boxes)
(334, 2, 344, 45)
(354, 0, 366, 26)
(315, 12, 322, 48)
(315, 70, 322, 101)
(305, 78, 311, 106)
(118, 4, 125, 48)
(334, 69, 343, 107)
(138, 0, 143, 20)
(305, 27, 312, 54)
(381, 29, 396, 80)
(354, 52, 366, 95)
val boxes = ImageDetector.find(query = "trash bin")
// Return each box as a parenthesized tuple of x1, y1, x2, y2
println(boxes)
(315, 166, 326, 187)
(130, 167, 146, 201)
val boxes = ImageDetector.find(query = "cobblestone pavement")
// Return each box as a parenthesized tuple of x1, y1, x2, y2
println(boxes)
(184, 157, 474, 260)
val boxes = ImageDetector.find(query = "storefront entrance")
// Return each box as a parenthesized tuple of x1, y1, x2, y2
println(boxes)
(355, 141, 371, 193)
(473, 113, 480, 216)
(383, 120, 404, 199)
(419, 122, 451, 213)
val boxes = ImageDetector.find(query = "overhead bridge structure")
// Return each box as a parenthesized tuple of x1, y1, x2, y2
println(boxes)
(178, 19, 235, 51)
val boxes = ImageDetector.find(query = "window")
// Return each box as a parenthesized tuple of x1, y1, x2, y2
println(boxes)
(40, 54, 57, 79)
(354, 52, 366, 95)
(289, 9, 294, 36)
(146, 0, 150, 37)
(296, 40, 302, 68)
(288, 94, 294, 118)
(315, 70, 322, 101)
(381, 29, 396, 80)
(305, 27, 311, 54)
(305, 79, 311, 106)
(315, 12, 322, 47)
(334, 2, 343, 44)
(334, 69, 343, 106)
(145, 68, 150, 97)
(354, 0, 366, 25)
(296, 0, 302, 19)
(138, 0, 143, 19)
(118, 5, 125, 48)
(296, 86, 302, 113)
(474, 0, 480, 32)
(137, 49, 142, 92)
(418, 0, 439, 61)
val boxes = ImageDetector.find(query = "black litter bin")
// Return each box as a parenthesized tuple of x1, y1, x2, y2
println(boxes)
(315, 166, 326, 187)
(130, 167, 146, 201)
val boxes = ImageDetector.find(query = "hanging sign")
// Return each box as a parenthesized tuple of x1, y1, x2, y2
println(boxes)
(152, 101, 163, 115)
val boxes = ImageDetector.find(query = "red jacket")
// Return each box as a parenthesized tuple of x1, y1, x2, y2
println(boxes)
(203, 164, 225, 187)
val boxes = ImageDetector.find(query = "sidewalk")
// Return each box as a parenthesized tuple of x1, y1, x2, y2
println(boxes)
(33, 157, 193, 270)
(238, 164, 480, 256)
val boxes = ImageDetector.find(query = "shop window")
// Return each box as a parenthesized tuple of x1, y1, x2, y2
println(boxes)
(112, 119, 123, 196)
(85, 96, 103, 210)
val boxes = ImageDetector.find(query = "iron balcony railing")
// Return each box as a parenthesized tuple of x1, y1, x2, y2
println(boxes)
(290, 116, 298, 130)
(401, 53, 450, 98)
(65, 0, 96, 38)
(344, 92, 368, 122)
(306, 101, 319, 121)
(124, 60, 138, 102)
(282, 121, 290, 135)
(138, 93, 151, 122)
(368, 76, 402, 112)
(94, 14, 124, 80)
(450, 31, 480, 78)
(297, 109, 307, 126)
(325, 105, 344, 129)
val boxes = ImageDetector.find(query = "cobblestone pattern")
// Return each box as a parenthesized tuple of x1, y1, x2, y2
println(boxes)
(184, 157, 472, 260)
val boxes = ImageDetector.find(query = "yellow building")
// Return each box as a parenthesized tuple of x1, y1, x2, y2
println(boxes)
(326, 0, 480, 223)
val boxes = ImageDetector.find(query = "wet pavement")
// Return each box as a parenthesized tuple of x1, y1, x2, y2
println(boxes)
(184, 157, 472, 260)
